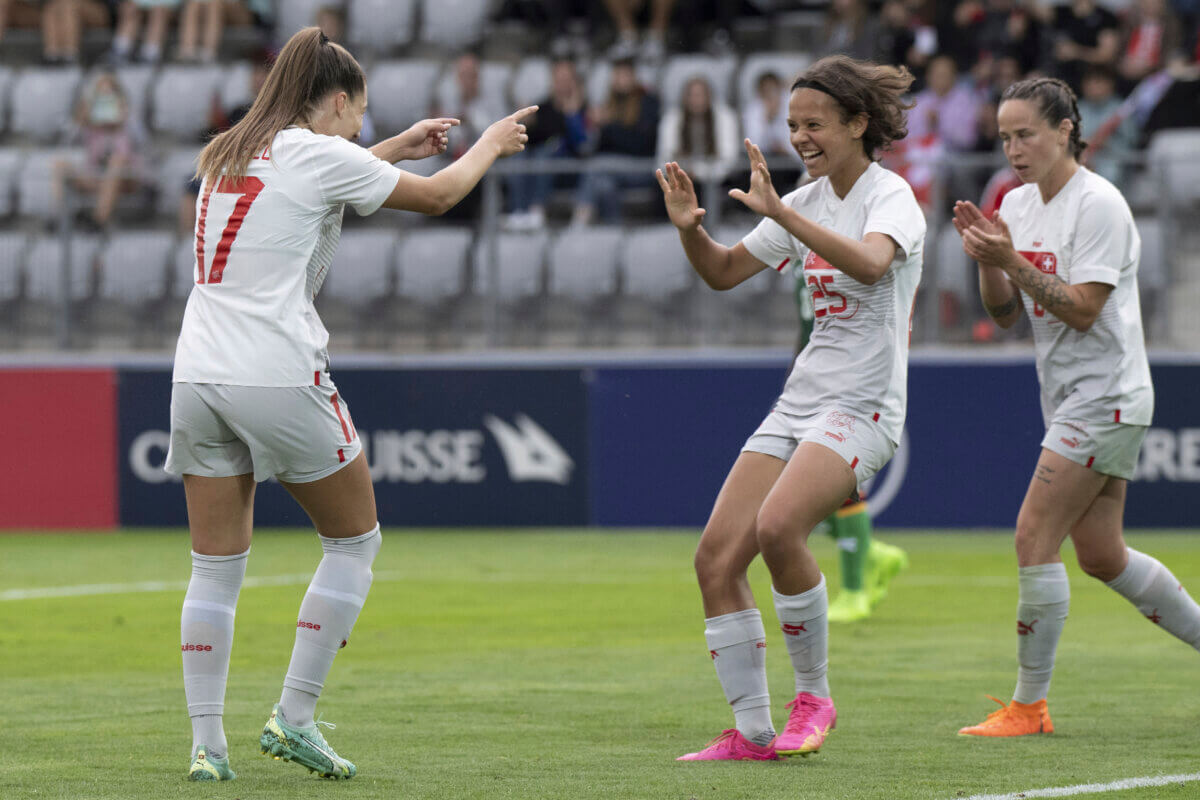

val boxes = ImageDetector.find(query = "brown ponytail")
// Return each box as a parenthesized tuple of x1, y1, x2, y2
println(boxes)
(196, 27, 365, 183)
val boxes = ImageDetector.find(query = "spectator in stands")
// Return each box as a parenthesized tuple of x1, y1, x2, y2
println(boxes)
(573, 57, 660, 224)
(109, 0, 179, 64)
(40, 0, 83, 63)
(876, 0, 934, 80)
(819, 0, 879, 61)
(602, 0, 676, 62)
(741, 71, 797, 162)
(313, 3, 343, 42)
(1046, 0, 1120, 92)
(656, 75, 740, 187)
(907, 53, 983, 152)
(1118, 0, 1183, 88)
(52, 71, 146, 230)
(505, 57, 589, 229)
(977, 0, 1045, 75)
(176, 0, 267, 63)
(1079, 66, 1137, 186)
(938, 0, 987, 75)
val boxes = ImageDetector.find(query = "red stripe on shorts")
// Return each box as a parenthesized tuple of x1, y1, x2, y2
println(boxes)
(330, 393, 352, 444)
(314, 371, 321, 386)
(850, 456, 859, 469)
(1114, 409, 1121, 423)
(1086, 456, 1095, 469)
(338, 448, 345, 463)
(872, 412, 880, 422)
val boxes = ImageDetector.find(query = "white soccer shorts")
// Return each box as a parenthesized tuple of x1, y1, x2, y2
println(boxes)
(1042, 417, 1147, 481)
(166, 377, 362, 484)
(742, 405, 896, 484)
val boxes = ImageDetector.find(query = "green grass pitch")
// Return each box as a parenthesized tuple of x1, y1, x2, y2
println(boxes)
(2, 529, 1198, 800)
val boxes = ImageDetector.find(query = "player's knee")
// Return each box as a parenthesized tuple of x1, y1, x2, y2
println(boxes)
(753, 509, 791, 555)
(1075, 548, 1123, 582)
(1013, 513, 1046, 559)
(693, 537, 739, 587)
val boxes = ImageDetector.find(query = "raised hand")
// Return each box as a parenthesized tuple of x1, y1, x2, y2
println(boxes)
(399, 117, 460, 160)
(952, 200, 999, 237)
(727, 139, 783, 219)
(961, 212, 1016, 269)
(483, 106, 538, 158)
(656, 161, 706, 230)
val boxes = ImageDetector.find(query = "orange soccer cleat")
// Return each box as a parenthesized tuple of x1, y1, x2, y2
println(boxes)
(958, 695, 1054, 737)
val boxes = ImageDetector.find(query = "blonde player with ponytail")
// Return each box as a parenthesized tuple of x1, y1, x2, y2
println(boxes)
(168, 27, 534, 781)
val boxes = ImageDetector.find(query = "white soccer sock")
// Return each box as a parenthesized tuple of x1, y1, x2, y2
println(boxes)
(772, 576, 830, 698)
(279, 525, 381, 729)
(704, 609, 774, 746)
(1106, 548, 1200, 651)
(181, 548, 249, 759)
(1013, 562, 1070, 704)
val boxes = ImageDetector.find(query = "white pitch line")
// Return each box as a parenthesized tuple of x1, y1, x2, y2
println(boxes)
(951, 772, 1200, 800)
(0, 572, 324, 601)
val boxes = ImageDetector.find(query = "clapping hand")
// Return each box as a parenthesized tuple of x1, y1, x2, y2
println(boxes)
(398, 118, 460, 160)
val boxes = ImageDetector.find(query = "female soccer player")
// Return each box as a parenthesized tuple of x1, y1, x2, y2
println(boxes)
(657, 55, 924, 760)
(166, 27, 534, 781)
(954, 77, 1200, 737)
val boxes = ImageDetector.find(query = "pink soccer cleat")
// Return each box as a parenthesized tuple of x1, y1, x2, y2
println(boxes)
(771, 693, 837, 756)
(676, 729, 779, 761)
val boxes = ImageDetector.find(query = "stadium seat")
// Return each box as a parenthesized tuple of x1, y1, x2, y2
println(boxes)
(0, 147, 22, 218)
(1146, 128, 1200, 206)
(935, 221, 973, 303)
(510, 57, 550, 109)
(473, 229, 548, 344)
(0, 66, 14, 136)
(274, 0, 327, 39)
(1137, 215, 1166, 290)
(109, 64, 156, 132)
(710, 220, 795, 345)
(219, 61, 255, 115)
(156, 146, 203, 215)
(172, 237, 197, 298)
(546, 226, 623, 345)
(17, 147, 85, 219)
(24, 233, 101, 303)
(366, 60, 441, 133)
(737, 53, 812, 106)
(0, 232, 30, 302)
(9, 66, 82, 142)
(659, 55, 738, 108)
(396, 226, 473, 303)
(435, 60, 513, 120)
(321, 229, 399, 304)
(419, 0, 492, 49)
(346, 0, 417, 56)
(151, 65, 224, 139)
(617, 224, 698, 345)
(97, 230, 174, 303)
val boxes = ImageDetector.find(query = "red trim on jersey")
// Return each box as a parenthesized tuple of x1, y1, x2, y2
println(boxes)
(850, 456, 859, 469)
(1114, 409, 1121, 423)
(872, 412, 880, 422)
(330, 393, 352, 443)
(1086, 456, 1095, 469)
(338, 448, 346, 463)
(314, 371, 321, 386)
(775, 258, 791, 273)
(194, 183, 215, 284)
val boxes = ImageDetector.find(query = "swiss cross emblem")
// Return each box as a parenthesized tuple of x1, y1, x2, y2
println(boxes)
(1018, 250, 1057, 274)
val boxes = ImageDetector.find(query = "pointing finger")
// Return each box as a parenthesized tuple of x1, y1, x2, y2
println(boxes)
(511, 105, 539, 121)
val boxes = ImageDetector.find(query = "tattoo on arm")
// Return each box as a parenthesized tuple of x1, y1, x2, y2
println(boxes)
(1034, 463, 1055, 485)
(1013, 262, 1074, 312)
(985, 295, 1021, 320)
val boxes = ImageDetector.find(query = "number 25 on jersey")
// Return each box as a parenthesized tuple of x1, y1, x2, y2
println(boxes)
(195, 176, 265, 285)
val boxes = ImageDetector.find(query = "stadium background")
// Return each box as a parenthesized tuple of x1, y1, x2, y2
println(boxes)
(2, 4, 1200, 799)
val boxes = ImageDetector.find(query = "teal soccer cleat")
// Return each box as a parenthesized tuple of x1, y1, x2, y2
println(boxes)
(260, 704, 357, 779)
(187, 746, 236, 781)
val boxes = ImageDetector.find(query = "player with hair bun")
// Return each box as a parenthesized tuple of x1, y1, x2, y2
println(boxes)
(167, 26, 534, 781)
(954, 77, 1200, 737)
(658, 55, 924, 761)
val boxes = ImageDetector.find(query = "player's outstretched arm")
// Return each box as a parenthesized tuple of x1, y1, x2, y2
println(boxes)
(371, 118, 460, 162)
(731, 139, 897, 285)
(656, 160, 765, 290)
(382, 106, 537, 215)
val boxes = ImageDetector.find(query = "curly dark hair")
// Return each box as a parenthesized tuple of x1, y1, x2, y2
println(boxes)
(999, 77, 1087, 160)
(791, 55, 915, 159)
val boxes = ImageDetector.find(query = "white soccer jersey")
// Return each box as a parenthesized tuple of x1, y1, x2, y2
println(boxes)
(742, 162, 925, 445)
(173, 127, 403, 386)
(998, 167, 1153, 427)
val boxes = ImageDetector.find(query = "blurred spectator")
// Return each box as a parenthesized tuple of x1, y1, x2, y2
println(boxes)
(1141, 55, 1200, 140)
(1079, 66, 1138, 185)
(433, 53, 507, 158)
(656, 75, 739, 176)
(1118, 0, 1183, 88)
(938, 0, 986, 74)
(819, 0, 879, 61)
(505, 58, 589, 229)
(907, 53, 983, 152)
(1047, 0, 1120, 92)
(876, 0, 935, 80)
(574, 57, 660, 225)
(314, 2, 343, 42)
(977, 0, 1044, 74)
(41, 0, 82, 63)
(601, 0, 676, 62)
(53, 72, 147, 230)
(176, 0, 265, 62)
(109, 0, 179, 64)
(742, 71, 796, 160)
